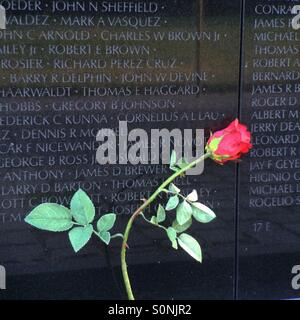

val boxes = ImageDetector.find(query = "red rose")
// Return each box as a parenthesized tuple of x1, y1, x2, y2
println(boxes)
(206, 119, 252, 164)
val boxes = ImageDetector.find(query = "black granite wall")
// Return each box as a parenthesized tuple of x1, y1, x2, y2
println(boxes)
(0, 0, 299, 300)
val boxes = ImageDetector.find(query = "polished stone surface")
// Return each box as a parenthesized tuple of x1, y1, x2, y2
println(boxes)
(0, 0, 241, 299)
(238, 0, 300, 299)
(0, 0, 300, 300)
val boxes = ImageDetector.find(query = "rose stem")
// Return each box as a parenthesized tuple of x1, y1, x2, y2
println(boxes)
(121, 152, 211, 300)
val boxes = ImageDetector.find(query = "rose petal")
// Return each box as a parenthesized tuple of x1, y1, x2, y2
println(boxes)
(207, 119, 252, 164)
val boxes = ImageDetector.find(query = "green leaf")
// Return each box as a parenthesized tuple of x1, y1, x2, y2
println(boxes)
(178, 233, 202, 263)
(25, 203, 73, 232)
(68, 225, 93, 253)
(150, 216, 157, 225)
(167, 227, 177, 242)
(99, 231, 111, 245)
(156, 205, 166, 223)
(167, 227, 178, 250)
(169, 150, 177, 169)
(186, 190, 198, 202)
(192, 202, 216, 223)
(70, 189, 95, 225)
(166, 195, 180, 211)
(176, 201, 193, 225)
(172, 241, 178, 250)
(172, 218, 192, 233)
(169, 183, 180, 194)
(177, 158, 189, 169)
(97, 213, 116, 232)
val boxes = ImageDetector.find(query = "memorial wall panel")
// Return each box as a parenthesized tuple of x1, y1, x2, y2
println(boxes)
(238, 0, 300, 299)
(0, 0, 241, 299)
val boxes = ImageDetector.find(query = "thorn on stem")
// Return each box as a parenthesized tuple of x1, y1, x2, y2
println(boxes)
(122, 242, 130, 250)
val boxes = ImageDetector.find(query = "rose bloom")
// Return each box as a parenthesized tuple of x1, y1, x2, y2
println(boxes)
(206, 119, 252, 164)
